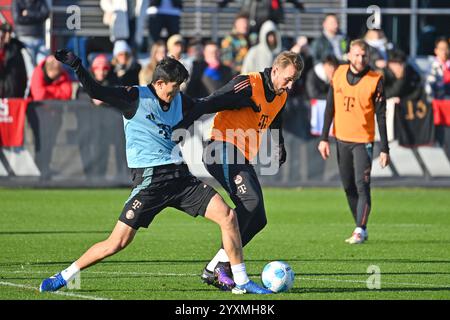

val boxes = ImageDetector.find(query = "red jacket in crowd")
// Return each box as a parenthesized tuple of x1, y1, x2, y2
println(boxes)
(30, 57, 72, 101)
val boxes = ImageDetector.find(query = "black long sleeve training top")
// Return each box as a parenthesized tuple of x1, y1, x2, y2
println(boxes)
(173, 68, 286, 144)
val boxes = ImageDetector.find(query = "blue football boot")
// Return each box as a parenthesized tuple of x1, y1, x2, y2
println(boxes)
(39, 273, 66, 292)
(232, 280, 273, 294)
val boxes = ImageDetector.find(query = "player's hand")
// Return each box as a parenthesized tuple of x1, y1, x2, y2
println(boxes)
(318, 140, 330, 160)
(279, 143, 287, 168)
(55, 49, 81, 68)
(379, 152, 390, 168)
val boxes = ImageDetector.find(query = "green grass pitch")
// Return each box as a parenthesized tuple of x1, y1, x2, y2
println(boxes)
(0, 187, 449, 300)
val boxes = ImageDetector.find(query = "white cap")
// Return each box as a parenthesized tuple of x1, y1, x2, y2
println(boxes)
(113, 40, 131, 56)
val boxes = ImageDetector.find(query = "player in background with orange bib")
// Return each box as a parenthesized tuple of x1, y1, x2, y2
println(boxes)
(174, 51, 304, 290)
(318, 39, 390, 244)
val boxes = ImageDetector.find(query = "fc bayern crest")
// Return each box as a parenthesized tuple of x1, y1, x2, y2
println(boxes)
(234, 175, 243, 185)
(126, 210, 135, 220)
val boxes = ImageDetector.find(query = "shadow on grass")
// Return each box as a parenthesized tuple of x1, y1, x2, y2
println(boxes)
(373, 240, 450, 244)
(92, 257, 450, 265)
(2, 257, 450, 268)
(292, 271, 450, 276)
(0, 277, 48, 281)
(80, 288, 218, 294)
(0, 231, 110, 235)
(53, 286, 450, 296)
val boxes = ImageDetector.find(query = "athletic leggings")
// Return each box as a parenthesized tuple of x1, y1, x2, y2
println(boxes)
(203, 141, 267, 247)
(336, 140, 373, 229)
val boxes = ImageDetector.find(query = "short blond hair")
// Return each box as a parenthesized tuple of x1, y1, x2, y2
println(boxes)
(350, 39, 368, 51)
(273, 51, 304, 79)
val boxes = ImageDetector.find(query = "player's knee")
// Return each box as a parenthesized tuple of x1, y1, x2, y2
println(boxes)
(355, 181, 370, 196)
(343, 183, 357, 195)
(107, 236, 132, 254)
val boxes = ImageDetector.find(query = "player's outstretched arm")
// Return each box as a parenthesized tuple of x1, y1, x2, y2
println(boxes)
(55, 49, 81, 69)
(55, 49, 105, 101)
(54, 49, 137, 117)
(173, 75, 258, 130)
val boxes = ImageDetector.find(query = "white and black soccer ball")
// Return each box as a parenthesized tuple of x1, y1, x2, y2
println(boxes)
(261, 261, 295, 293)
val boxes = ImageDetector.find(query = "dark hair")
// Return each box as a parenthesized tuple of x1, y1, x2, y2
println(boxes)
(323, 55, 339, 67)
(187, 38, 201, 48)
(388, 49, 407, 63)
(435, 36, 449, 48)
(235, 12, 249, 21)
(203, 40, 218, 48)
(151, 56, 189, 85)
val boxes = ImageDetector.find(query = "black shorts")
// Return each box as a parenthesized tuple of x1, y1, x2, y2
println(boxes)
(203, 140, 264, 208)
(119, 164, 217, 230)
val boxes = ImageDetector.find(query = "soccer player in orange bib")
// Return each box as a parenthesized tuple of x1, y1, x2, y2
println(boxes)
(174, 51, 304, 290)
(318, 39, 390, 244)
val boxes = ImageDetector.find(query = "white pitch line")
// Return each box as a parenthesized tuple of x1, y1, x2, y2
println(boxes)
(0, 281, 111, 300)
(3, 270, 198, 277)
(3, 270, 450, 289)
(300, 277, 450, 288)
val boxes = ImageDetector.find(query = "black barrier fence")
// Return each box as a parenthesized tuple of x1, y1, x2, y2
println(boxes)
(0, 99, 130, 187)
(1, 99, 450, 187)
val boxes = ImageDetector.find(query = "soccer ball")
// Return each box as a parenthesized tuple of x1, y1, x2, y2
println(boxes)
(261, 261, 295, 293)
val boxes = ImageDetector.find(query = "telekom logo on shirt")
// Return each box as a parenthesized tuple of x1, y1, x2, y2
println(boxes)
(344, 96, 356, 112)
(258, 114, 270, 129)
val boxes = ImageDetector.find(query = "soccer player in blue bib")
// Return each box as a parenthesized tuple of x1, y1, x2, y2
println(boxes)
(39, 49, 271, 295)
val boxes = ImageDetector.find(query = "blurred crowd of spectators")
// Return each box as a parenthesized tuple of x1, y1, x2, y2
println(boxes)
(1, 1, 449, 141)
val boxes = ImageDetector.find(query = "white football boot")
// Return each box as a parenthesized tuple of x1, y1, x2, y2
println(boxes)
(345, 227, 366, 244)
